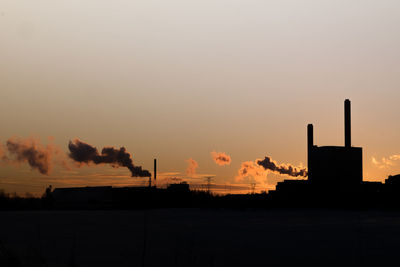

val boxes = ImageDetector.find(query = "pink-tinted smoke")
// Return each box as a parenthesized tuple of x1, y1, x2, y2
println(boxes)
(236, 156, 307, 189)
(236, 160, 268, 185)
(3, 136, 67, 175)
(186, 158, 199, 176)
(211, 151, 231, 166)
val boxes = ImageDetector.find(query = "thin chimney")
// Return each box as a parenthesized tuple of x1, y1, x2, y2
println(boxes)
(307, 124, 313, 180)
(154, 158, 157, 187)
(345, 99, 351, 148)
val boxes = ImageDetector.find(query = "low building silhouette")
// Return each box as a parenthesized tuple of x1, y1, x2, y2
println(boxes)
(167, 181, 190, 192)
(52, 186, 113, 208)
(384, 174, 400, 188)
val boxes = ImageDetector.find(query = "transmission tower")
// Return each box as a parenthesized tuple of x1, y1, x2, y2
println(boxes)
(204, 176, 214, 194)
(250, 183, 256, 194)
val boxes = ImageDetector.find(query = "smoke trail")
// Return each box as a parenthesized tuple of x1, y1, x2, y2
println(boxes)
(372, 155, 400, 169)
(68, 139, 151, 177)
(257, 156, 307, 177)
(236, 161, 267, 185)
(235, 156, 307, 192)
(211, 151, 231, 166)
(186, 158, 198, 176)
(4, 137, 58, 175)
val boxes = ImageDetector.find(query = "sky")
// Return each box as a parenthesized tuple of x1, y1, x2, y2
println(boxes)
(1, 0, 400, 195)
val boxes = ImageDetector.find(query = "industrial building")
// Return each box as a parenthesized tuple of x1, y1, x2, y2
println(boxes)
(307, 99, 363, 191)
(272, 99, 365, 201)
(50, 158, 196, 208)
(252, 99, 398, 207)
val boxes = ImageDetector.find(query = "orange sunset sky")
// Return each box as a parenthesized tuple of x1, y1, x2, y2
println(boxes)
(1, 1, 400, 195)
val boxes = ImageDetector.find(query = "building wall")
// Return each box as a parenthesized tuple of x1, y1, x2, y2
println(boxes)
(309, 146, 362, 190)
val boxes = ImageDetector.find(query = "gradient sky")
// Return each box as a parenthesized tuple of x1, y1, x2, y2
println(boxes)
(1, 1, 400, 195)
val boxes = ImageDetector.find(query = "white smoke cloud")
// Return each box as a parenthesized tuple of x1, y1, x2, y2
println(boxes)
(372, 155, 400, 169)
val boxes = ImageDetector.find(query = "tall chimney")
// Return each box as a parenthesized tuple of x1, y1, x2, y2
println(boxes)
(154, 158, 157, 185)
(307, 124, 313, 180)
(307, 124, 313, 149)
(345, 99, 351, 148)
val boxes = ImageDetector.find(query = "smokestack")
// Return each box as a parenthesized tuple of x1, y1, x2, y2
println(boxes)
(154, 158, 157, 186)
(307, 124, 313, 180)
(307, 124, 313, 149)
(345, 99, 351, 148)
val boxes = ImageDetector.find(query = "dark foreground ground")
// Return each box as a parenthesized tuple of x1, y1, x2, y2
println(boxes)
(1, 209, 400, 267)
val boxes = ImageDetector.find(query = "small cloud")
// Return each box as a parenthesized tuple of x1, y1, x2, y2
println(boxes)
(185, 158, 199, 176)
(211, 151, 231, 166)
(372, 155, 400, 169)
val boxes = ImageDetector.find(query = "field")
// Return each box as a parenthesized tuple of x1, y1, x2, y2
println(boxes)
(1, 209, 400, 266)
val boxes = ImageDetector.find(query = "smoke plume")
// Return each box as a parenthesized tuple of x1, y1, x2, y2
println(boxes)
(236, 156, 307, 188)
(3, 137, 60, 175)
(236, 161, 267, 185)
(372, 155, 400, 169)
(257, 156, 307, 177)
(68, 139, 151, 177)
(211, 151, 231, 166)
(186, 158, 198, 176)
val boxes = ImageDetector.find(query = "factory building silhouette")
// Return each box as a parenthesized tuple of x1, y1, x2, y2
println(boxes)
(270, 99, 386, 206)
(308, 99, 362, 189)
(51, 158, 194, 208)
